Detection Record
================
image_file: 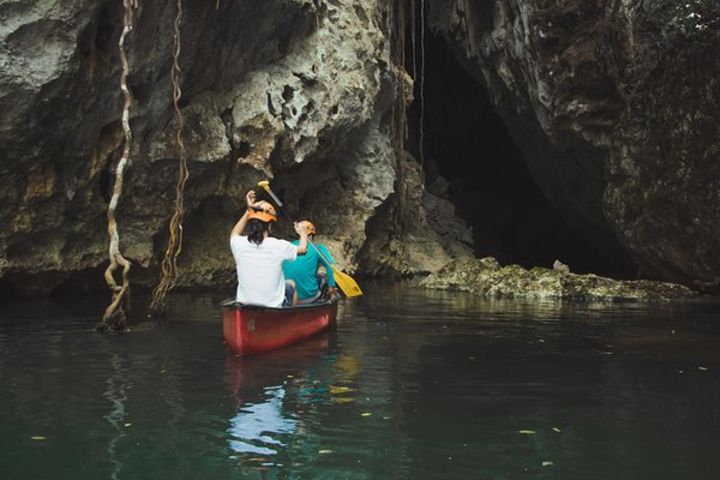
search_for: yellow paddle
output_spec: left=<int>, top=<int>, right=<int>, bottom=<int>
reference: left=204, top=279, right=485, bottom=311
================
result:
left=257, top=181, right=363, bottom=298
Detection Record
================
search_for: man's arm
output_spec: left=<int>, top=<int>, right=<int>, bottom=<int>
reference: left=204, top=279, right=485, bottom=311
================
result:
left=295, top=223, right=308, bottom=255
left=230, top=210, right=250, bottom=239
left=230, top=190, right=256, bottom=240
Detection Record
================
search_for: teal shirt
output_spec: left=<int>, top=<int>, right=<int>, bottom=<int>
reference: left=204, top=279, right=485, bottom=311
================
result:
left=282, top=240, right=336, bottom=300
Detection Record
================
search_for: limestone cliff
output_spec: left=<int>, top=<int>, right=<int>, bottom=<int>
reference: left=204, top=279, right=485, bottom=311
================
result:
left=0, top=0, right=458, bottom=293
left=429, top=0, right=720, bottom=290
left=2, top=0, right=719, bottom=295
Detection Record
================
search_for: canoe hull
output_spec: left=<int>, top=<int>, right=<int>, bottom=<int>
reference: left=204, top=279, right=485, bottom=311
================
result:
left=222, top=301, right=338, bottom=355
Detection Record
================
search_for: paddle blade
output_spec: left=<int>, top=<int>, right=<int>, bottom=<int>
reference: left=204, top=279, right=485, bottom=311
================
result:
left=332, top=266, right=363, bottom=298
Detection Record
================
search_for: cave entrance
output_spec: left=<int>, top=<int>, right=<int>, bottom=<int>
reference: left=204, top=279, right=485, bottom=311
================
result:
left=405, top=32, right=626, bottom=276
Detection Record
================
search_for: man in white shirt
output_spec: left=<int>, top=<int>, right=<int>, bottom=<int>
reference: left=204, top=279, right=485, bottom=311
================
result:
left=230, top=190, right=308, bottom=307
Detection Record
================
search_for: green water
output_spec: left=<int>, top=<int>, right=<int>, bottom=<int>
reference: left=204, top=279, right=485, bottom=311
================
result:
left=2, top=285, right=720, bottom=479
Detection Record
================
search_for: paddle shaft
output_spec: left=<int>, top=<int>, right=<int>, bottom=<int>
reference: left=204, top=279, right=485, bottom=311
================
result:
left=257, top=184, right=335, bottom=268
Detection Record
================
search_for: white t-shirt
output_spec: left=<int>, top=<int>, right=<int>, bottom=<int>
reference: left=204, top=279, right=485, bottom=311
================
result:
left=230, top=235, right=298, bottom=307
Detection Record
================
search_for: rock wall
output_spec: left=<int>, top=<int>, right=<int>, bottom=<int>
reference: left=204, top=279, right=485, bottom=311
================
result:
left=3, top=0, right=719, bottom=294
left=1, top=0, right=464, bottom=293
left=429, top=0, right=720, bottom=289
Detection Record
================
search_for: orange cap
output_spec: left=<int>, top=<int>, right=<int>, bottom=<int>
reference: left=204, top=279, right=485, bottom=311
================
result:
left=247, top=201, right=277, bottom=222
left=298, top=220, right=316, bottom=235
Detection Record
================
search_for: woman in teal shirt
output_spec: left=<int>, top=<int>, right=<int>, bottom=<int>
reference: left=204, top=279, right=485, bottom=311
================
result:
left=282, top=220, right=337, bottom=303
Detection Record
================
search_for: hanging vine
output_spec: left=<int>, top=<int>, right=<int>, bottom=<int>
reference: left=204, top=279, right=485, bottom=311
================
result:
left=419, top=0, right=426, bottom=169
left=391, top=0, right=409, bottom=236
left=149, top=0, right=188, bottom=315
left=411, top=0, right=417, bottom=83
left=100, top=0, right=139, bottom=332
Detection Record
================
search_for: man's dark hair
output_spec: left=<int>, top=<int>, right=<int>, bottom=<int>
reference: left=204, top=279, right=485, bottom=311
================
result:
left=247, top=218, right=270, bottom=245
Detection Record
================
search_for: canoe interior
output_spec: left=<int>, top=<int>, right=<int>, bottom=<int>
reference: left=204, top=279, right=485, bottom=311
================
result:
left=222, top=300, right=338, bottom=356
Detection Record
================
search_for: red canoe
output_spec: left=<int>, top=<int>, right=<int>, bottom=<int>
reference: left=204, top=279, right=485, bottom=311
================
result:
left=222, top=300, right=339, bottom=355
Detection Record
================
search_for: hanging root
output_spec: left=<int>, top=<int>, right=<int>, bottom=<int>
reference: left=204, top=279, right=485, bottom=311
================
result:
left=419, top=0, right=426, bottom=170
left=391, top=0, right=409, bottom=236
left=100, top=0, right=139, bottom=333
left=149, top=0, right=188, bottom=315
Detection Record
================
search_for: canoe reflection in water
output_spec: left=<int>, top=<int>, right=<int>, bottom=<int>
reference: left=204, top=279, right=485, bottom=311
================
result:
left=224, top=334, right=340, bottom=463
left=227, top=385, right=297, bottom=455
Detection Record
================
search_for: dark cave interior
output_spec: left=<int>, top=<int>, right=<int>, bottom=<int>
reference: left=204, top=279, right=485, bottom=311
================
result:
left=404, top=31, right=633, bottom=276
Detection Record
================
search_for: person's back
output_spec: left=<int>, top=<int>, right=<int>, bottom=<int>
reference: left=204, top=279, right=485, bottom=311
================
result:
left=231, top=235, right=296, bottom=307
left=229, top=192, right=308, bottom=307
left=282, top=220, right=336, bottom=303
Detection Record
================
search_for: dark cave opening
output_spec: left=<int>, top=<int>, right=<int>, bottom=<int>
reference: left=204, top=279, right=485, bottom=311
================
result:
left=405, top=32, right=630, bottom=276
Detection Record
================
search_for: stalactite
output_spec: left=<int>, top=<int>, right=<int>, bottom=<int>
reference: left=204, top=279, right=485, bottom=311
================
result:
left=149, top=0, right=188, bottom=315
left=100, top=0, right=139, bottom=332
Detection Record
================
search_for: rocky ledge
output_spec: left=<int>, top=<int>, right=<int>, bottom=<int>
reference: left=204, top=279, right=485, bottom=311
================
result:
left=420, top=258, right=694, bottom=301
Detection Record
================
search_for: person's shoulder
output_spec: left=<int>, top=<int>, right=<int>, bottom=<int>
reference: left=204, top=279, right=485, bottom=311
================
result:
left=230, top=234, right=247, bottom=245
left=266, top=237, right=293, bottom=247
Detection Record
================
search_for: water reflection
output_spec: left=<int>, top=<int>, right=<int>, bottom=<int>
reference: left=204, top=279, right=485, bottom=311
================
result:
left=228, top=385, right=297, bottom=456
left=3, top=286, right=720, bottom=479
left=224, top=335, right=335, bottom=466
left=103, top=353, right=130, bottom=480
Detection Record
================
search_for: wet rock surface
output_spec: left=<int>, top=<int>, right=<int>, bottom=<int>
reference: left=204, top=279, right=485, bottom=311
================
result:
left=0, top=0, right=460, bottom=293
left=1, top=0, right=719, bottom=295
left=429, top=0, right=720, bottom=290
left=421, top=258, right=695, bottom=301
left=358, top=157, right=474, bottom=277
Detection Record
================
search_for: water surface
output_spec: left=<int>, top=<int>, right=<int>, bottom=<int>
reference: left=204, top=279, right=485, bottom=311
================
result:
left=2, top=285, right=720, bottom=479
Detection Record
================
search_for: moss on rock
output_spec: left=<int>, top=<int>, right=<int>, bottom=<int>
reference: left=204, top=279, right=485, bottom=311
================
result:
left=420, top=258, right=695, bottom=301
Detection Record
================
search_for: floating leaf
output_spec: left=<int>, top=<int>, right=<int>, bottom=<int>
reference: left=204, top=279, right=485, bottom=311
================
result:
left=330, top=386, right=354, bottom=394
left=518, top=430, right=535, bottom=435
left=124, top=423, right=132, bottom=427
left=361, top=412, right=372, bottom=417
left=698, top=366, right=709, bottom=371
left=318, top=449, right=333, bottom=455
left=542, top=461, right=554, bottom=467
left=30, top=435, right=46, bottom=441
left=552, top=427, right=561, bottom=433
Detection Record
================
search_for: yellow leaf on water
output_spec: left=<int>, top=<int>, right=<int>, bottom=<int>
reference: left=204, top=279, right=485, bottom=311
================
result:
left=330, top=386, right=354, bottom=394
left=518, top=430, right=535, bottom=435
left=30, top=436, right=46, bottom=441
